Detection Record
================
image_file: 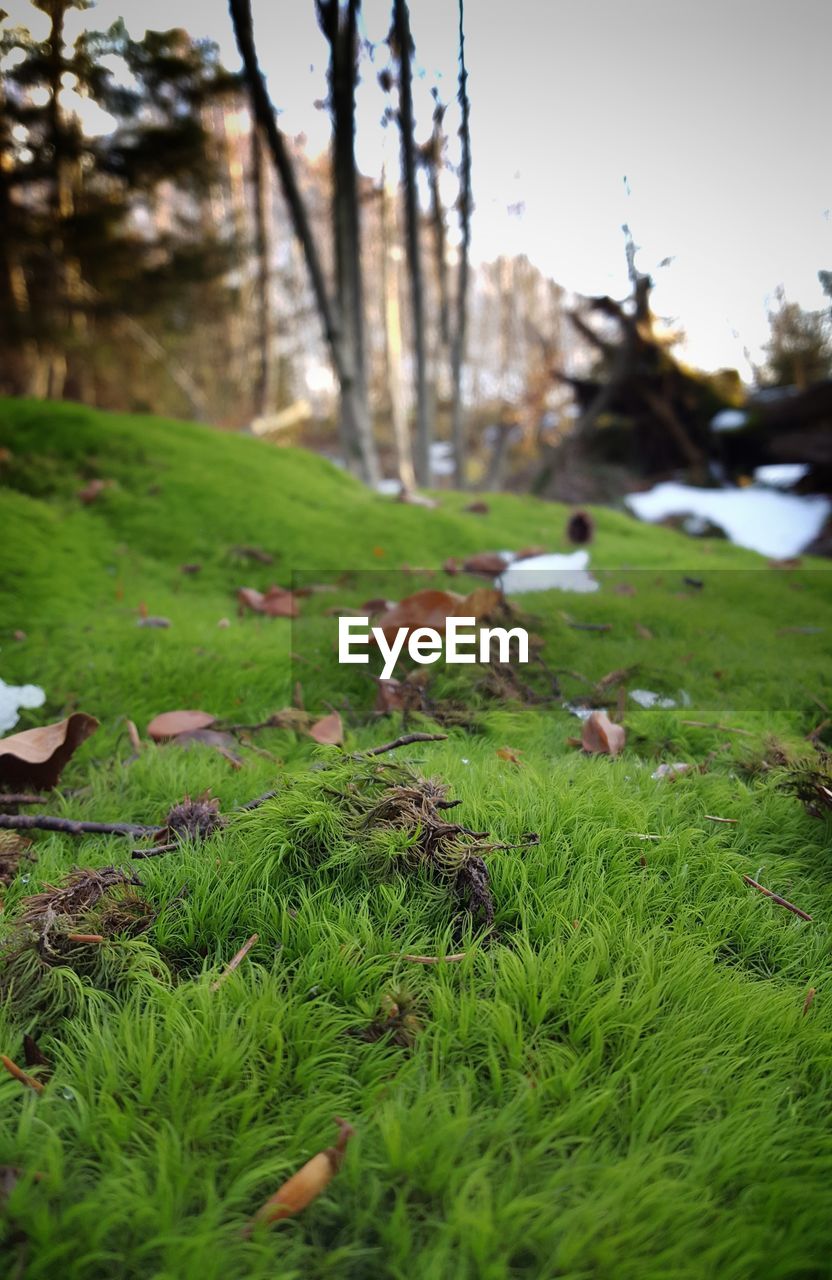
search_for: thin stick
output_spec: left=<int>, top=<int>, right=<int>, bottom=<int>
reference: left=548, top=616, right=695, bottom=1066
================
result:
left=362, top=733, right=447, bottom=757
left=236, top=789, right=279, bottom=811
left=210, top=933, right=259, bottom=991
left=65, top=933, right=105, bottom=944
left=682, top=720, right=754, bottom=737
left=704, top=815, right=738, bottom=824
left=131, top=841, right=178, bottom=860
left=0, top=794, right=48, bottom=806
left=399, top=952, right=466, bottom=964
left=1, top=1055, right=44, bottom=1093
left=0, top=814, right=163, bottom=837
left=742, top=875, right=813, bottom=922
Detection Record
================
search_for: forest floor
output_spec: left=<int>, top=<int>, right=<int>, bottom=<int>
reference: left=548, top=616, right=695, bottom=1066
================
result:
left=0, top=398, right=831, bottom=1280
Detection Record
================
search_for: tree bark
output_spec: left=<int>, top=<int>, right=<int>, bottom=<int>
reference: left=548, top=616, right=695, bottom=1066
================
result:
left=380, top=171, right=416, bottom=489
left=450, top=0, right=472, bottom=488
left=249, top=120, right=273, bottom=420
left=392, top=0, right=431, bottom=487
left=229, top=0, right=378, bottom=483
left=319, top=0, right=379, bottom=483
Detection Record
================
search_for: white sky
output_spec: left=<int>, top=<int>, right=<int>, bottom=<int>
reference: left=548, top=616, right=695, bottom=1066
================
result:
left=5, top=0, right=831, bottom=376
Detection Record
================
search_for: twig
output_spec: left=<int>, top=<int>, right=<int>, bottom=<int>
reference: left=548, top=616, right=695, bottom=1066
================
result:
left=362, top=733, right=448, bottom=757
left=0, top=794, right=48, bottom=806
left=65, top=933, right=105, bottom=944
left=399, top=952, right=466, bottom=964
left=682, top=720, right=754, bottom=737
left=742, top=875, right=813, bottom=922
left=0, top=814, right=163, bottom=838
left=210, top=933, right=259, bottom=991
left=131, top=841, right=178, bottom=860
left=1, top=1055, right=44, bottom=1093
left=236, top=789, right=280, bottom=811
left=704, top=815, right=738, bottom=824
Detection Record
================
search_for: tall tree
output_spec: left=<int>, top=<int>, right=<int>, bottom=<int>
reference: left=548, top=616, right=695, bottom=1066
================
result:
left=317, top=0, right=378, bottom=482
left=0, top=8, right=236, bottom=412
left=249, top=120, right=273, bottom=419
left=449, top=0, right=472, bottom=487
left=229, top=0, right=379, bottom=483
left=391, top=0, right=430, bottom=486
left=380, top=168, right=415, bottom=490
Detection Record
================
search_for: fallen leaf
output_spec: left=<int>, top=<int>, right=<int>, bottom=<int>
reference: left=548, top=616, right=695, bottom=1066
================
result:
left=0, top=713, right=99, bottom=789
left=237, top=586, right=299, bottom=618
left=136, top=616, right=171, bottom=629
left=397, top=488, right=438, bottom=508
left=308, top=712, right=343, bottom=746
left=361, top=598, right=395, bottom=615
left=180, top=563, right=202, bottom=575
left=376, top=590, right=465, bottom=646
left=146, top=710, right=216, bottom=741
left=513, top=546, right=545, bottom=561
left=462, top=552, right=508, bottom=578
left=581, top=710, right=626, bottom=756
left=566, top=510, right=594, bottom=545
left=455, top=587, right=502, bottom=620
left=248, top=1119, right=354, bottom=1229
left=464, top=501, right=489, bottom=514
left=169, top=728, right=243, bottom=768
left=496, top=746, right=522, bottom=765
left=77, top=478, right=110, bottom=505
left=635, top=623, right=654, bottom=640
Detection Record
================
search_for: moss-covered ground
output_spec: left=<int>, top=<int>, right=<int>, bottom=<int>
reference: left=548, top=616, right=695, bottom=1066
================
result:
left=0, top=399, right=830, bottom=1279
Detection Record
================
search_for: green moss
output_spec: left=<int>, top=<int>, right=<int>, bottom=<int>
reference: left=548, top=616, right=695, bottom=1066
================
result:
left=0, top=398, right=831, bottom=1279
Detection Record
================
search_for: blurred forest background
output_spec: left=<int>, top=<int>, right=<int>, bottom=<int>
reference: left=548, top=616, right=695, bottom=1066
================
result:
left=1, top=0, right=831, bottom=521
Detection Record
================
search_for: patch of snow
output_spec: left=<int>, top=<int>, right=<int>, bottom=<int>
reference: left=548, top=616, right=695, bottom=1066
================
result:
left=500, top=549, right=600, bottom=595
left=625, top=483, right=831, bottom=559
left=652, top=762, right=691, bottom=780
left=0, top=678, right=46, bottom=733
left=711, top=409, right=748, bottom=432
left=753, top=463, right=809, bottom=489
left=630, top=688, right=678, bottom=709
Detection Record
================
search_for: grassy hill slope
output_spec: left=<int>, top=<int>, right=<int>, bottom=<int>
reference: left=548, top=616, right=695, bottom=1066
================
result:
left=0, top=399, right=831, bottom=1280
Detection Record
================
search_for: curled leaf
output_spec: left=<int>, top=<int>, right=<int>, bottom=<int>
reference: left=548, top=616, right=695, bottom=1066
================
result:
left=462, top=552, right=508, bottom=578
left=146, top=710, right=216, bottom=741
left=0, top=713, right=99, bottom=789
left=308, top=712, right=343, bottom=746
left=249, top=1119, right=354, bottom=1228
left=581, top=710, right=626, bottom=756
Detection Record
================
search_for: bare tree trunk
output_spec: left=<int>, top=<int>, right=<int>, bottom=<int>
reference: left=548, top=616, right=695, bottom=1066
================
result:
left=229, top=0, right=378, bottom=483
left=320, top=0, right=379, bottom=484
left=392, top=0, right=431, bottom=487
left=450, top=0, right=472, bottom=488
left=0, top=74, right=43, bottom=395
left=380, top=170, right=415, bottom=489
left=249, top=120, right=273, bottom=419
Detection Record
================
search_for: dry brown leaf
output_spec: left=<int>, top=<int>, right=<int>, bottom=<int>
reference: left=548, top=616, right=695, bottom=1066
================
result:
left=0, top=713, right=99, bottom=790
left=496, top=746, right=522, bottom=765
left=308, top=712, right=343, bottom=746
left=237, top=585, right=299, bottom=618
left=376, top=590, right=465, bottom=646
left=464, top=501, right=489, bottom=514
left=566, top=510, right=594, bottom=545
left=146, top=710, right=216, bottom=742
left=457, top=587, right=502, bottom=620
left=581, top=710, right=626, bottom=756
left=248, top=1119, right=354, bottom=1229
left=77, top=478, right=110, bottom=505
left=462, top=552, right=508, bottom=578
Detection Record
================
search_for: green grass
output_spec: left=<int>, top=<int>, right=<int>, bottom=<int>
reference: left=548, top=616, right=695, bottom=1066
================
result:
left=0, top=398, right=831, bottom=1279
